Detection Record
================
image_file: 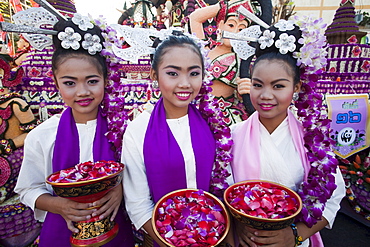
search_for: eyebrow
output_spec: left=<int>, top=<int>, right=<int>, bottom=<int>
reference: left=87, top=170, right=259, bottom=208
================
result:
left=59, top=75, right=102, bottom=80
left=164, top=65, right=202, bottom=71
left=252, top=78, right=291, bottom=84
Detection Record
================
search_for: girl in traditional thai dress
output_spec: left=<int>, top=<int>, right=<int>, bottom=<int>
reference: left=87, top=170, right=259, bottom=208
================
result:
left=122, top=33, right=234, bottom=246
left=231, top=17, right=345, bottom=247
left=14, top=15, right=134, bottom=246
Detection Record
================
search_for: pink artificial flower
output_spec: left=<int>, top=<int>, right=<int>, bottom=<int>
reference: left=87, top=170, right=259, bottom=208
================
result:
left=361, top=60, right=370, bottom=72
left=352, top=46, right=361, bottom=57
left=347, top=35, right=357, bottom=44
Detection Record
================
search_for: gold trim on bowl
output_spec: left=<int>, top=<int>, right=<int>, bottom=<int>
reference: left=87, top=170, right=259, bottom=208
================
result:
left=47, top=173, right=123, bottom=198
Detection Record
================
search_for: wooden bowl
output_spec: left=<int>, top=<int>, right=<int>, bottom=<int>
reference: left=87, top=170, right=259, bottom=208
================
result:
left=45, top=161, right=124, bottom=247
left=46, top=163, right=123, bottom=203
left=224, top=180, right=302, bottom=230
left=152, top=189, right=230, bottom=246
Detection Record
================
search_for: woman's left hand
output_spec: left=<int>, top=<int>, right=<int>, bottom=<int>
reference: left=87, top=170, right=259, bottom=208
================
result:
left=91, top=184, right=123, bottom=221
left=246, top=226, right=295, bottom=247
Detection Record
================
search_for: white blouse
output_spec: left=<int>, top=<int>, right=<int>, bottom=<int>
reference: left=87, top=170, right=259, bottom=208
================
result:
left=122, top=111, right=234, bottom=230
left=121, top=111, right=197, bottom=230
left=14, top=114, right=97, bottom=221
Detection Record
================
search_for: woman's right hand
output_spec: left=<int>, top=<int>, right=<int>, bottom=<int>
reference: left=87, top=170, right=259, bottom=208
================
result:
left=36, top=194, right=95, bottom=233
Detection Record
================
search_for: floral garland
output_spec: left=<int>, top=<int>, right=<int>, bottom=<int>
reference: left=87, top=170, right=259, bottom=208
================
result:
left=93, top=17, right=233, bottom=197
left=92, top=16, right=130, bottom=160
left=292, top=16, right=338, bottom=227
left=194, top=52, right=233, bottom=199
left=258, top=16, right=339, bottom=227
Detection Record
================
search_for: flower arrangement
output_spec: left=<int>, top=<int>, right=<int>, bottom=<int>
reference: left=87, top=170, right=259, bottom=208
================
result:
left=226, top=181, right=300, bottom=219
left=48, top=160, right=123, bottom=183
left=93, top=16, right=130, bottom=160
left=339, top=151, right=370, bottom=220
left=340, top=152, right=370, bottom=192
left=153, top=189, right=229, bottom=246
left=292, top=16, right=338, bottom=227
left=196, top=68, right=233, bottom=199
left=224, top=180, right=302, bottom=230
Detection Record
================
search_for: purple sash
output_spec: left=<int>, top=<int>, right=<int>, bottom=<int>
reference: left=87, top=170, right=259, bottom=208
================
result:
left=39, top=107, right=134, bottom=247
left=52, top=107, right=115, bottom=172
left=143, top=98, right=216, bottom=203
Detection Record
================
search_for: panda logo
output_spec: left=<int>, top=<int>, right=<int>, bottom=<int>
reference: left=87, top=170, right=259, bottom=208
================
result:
left=337, top=127, right=356, bottom=146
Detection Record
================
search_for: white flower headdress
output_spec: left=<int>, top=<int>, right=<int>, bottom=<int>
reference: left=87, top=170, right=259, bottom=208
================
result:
left=257, top=17, right=328, bottom=73
left=55, top=13, right=103, bottom=56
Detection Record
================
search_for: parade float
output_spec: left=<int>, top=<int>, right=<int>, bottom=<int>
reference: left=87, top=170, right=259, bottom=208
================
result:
left=317, top=0, right=370, bottom=223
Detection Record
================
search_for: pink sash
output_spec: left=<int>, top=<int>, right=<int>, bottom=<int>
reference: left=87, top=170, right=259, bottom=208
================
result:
left=231, top=110, right=323, bottom=246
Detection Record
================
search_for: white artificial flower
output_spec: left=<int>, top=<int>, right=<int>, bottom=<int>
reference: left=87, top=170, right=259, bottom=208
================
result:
left=58, top=27, right=81, bottom=50
left=82, top=33, right=102, bottom=55
left=72, top=13, right=93, bottom=31
left=274, top=19, right=295, bottom=31
left=275, top=33, right=296, bottom=54
left=258, top=30, right=275, bottom=49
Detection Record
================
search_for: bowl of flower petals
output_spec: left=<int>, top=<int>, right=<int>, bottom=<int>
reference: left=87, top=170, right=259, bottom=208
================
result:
left=46, top=160, right=124, bottom=247
left=152, top=189, right=230, bottom=246
left=224, top=180, right=302, bottom=230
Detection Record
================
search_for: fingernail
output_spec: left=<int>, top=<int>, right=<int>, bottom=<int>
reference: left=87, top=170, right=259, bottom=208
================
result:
left=86, top=215, right=91, bottom=220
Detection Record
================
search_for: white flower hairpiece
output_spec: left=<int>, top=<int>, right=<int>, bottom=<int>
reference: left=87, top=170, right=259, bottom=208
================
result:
left=274, top=19, right=295, bottom=31
left=72, top=13, right=94, bottom=31
left=82, top=33, right=102, bottom=55
left=275, top=32, right=296, bottom=54
left=258, top=30, right=275, bottom=49
left=58, top=27, right=81, bottom=50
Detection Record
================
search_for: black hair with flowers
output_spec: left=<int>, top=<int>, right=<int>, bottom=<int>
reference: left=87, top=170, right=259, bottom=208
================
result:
left=52, top=16, right=107, bottom=81
left=253, top=23, right=302, bottom=85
